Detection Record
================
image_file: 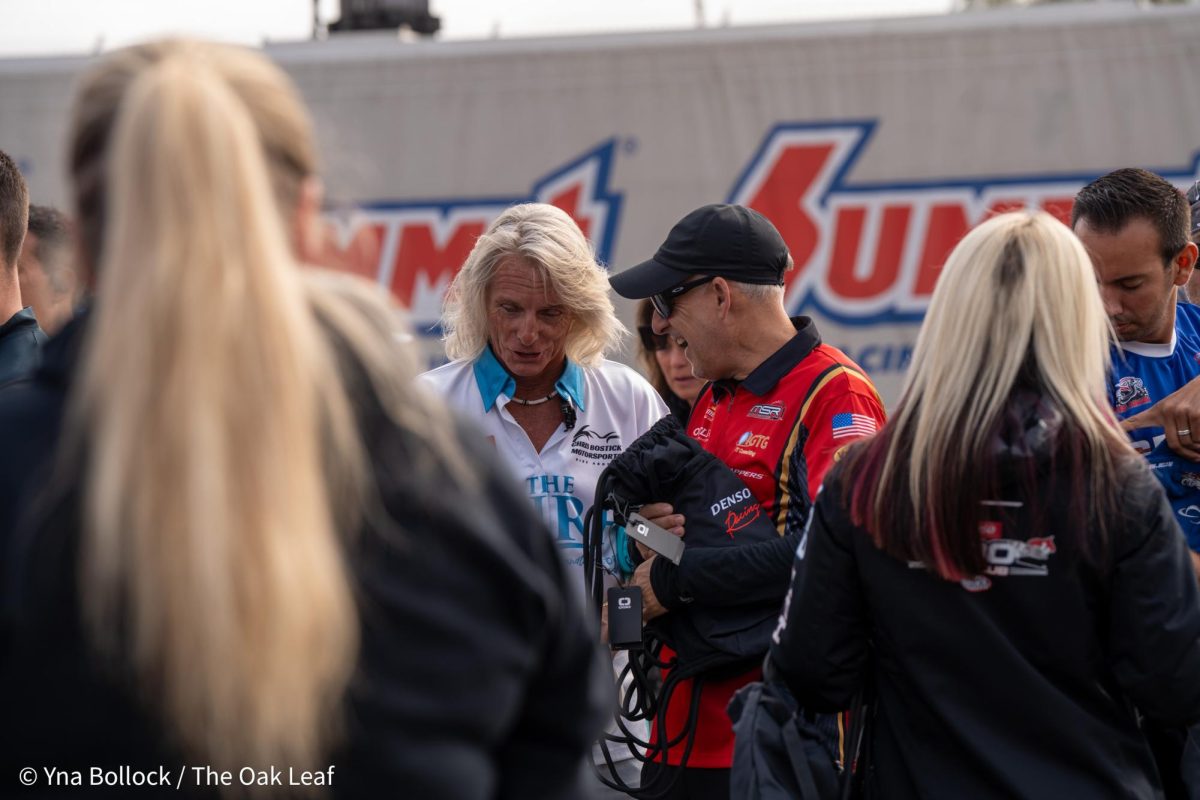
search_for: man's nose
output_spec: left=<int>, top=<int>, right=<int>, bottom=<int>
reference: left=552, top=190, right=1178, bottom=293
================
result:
left=1098, top=286, right=1122, bottom=319
left=651, top=312, right=670, bottom=336
left=517, top=314, right=538, bottom=343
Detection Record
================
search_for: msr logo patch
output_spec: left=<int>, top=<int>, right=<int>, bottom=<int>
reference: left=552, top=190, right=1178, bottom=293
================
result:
left=748, top=402, right=785, bottom=421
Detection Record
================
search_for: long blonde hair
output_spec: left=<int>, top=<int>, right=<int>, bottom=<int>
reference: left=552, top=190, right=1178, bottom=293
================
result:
left=845, top=211, right=1133, bottom=579
left=441, top=202, right=625, bottom=366
left=64, top=40, right=404, bottom=774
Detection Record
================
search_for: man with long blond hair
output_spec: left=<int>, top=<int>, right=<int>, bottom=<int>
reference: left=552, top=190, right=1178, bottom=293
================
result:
left=421, top=202, right=667, bottom=796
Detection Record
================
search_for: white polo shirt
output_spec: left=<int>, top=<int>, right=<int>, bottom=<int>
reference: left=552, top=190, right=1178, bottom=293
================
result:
left=420, top=347, right=667, bottom=768
left=419, top=346, right=668, bottom=581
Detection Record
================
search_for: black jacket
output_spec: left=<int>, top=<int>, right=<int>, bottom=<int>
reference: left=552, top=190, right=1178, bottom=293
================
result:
left=771, top=402, right=1200, bottom=799
left=0, top=306, right=47, bottom=387
left=0, top=314, right=607, bottom=799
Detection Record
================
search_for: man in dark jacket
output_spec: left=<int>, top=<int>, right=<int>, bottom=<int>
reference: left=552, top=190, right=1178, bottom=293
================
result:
left=608, top=204, right=886, bottom=799
left=0, top=148, right=45, bottom=387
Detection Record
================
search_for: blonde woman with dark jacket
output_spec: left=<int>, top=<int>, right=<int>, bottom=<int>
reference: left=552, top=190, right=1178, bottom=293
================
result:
left=0, top=39, right=604, bottom=799
left=772, top=211, right=1200, bottom=798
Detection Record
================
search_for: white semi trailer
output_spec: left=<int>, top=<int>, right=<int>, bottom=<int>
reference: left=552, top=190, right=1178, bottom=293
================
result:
left=2, top=2, right=1198, bottom=401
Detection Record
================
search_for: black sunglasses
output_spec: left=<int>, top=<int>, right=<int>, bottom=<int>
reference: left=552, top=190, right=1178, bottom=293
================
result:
left=651, top=275, right=716, bottom=319
left=638, top=325, right=670, bottom=352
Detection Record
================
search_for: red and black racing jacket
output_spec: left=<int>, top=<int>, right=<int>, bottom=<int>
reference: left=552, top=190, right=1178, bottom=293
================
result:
left=649, top=316, right=886, bottom=769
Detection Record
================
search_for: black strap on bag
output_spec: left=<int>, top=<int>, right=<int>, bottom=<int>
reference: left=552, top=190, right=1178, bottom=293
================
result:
left=839, top=688, right=873, bottom=800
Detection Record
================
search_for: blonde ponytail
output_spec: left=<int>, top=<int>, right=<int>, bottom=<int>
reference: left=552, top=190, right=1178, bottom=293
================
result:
left=70, top=50, right=357, bottom=772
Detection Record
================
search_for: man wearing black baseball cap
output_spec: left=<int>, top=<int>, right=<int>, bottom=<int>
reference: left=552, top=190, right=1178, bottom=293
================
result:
left=609, top=204, right=886, bottom=798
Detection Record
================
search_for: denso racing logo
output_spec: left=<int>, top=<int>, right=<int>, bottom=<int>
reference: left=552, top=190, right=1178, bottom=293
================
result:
left=727, top=121, right=1200, bottom=324
left=711, top=487, right=753, bottom=517
left=325, top=140, right=621, bottom=334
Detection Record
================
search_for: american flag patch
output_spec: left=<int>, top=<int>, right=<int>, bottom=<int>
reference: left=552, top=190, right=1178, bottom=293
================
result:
left=831, top=412, right=877, bottom=440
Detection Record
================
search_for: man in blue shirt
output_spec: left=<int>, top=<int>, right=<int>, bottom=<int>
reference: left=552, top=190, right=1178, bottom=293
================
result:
left=1073, top=168, right=1200, bottom=577
left=0, top=148, right=45, bottom=388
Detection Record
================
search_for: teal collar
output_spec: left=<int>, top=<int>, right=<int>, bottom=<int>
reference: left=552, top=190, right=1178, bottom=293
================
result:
left=472, top=345, right=586, bottom=413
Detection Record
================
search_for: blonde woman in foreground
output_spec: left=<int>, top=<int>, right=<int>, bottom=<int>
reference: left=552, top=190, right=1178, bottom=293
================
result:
left=771, top=212, right=1200, bottom=798
left=0, top=40, right=604, bottom=799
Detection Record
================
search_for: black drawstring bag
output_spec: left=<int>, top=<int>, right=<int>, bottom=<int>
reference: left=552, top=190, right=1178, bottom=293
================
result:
left=583, top=415, right=792, bottom=797
left=585, top=415, right=783, bottom=664
left=727, top=656, right=871, bottom=800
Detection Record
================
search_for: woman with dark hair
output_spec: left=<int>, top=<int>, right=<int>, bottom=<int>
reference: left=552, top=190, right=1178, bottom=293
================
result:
left=0, top=39, right=603, bottom=799
left=634, top=298, right=703, bottom=422
left=771, top=211, right=1200, bottom=798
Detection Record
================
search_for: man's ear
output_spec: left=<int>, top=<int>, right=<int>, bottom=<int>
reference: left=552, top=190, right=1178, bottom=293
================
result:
left=1173, top=241, right=1199, bottom=288
left=292, top=176, right=325, bottom=265
left=711, top=277, right=732, bottom=318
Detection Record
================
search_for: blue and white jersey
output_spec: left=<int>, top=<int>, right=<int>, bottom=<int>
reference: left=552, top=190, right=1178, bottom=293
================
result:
left=1108, top=302, right=1200, bottom=551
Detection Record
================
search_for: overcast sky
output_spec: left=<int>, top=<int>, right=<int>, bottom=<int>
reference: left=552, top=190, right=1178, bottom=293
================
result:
left=0, top=0, right=956, bottom=57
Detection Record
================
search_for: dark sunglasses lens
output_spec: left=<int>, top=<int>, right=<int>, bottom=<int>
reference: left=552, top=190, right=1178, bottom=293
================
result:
left=638, top=326, right=669, bottom=351
left=651, top=295, right=671, bottom=319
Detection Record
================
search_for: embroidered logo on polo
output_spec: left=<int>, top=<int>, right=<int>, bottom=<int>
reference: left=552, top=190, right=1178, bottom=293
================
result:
left=734, top=431, right=771, bottom=456
left=733, top=467, right=766, bottom=482
left=1184, top=473, right=1200, bottom=490
left=1114, top=376, right=1151, bottom=414
left=747, top=402, right=786, bottom=421
left=571, top=425, right=622, bottom=464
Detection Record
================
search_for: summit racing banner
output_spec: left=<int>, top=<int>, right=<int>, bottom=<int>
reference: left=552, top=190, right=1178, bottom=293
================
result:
left=321, top=141, right=621, bottom=336
left=731, top=119, right=1200, bottom=343
left=326, top=116, right=1200, bottom=383
left=7, top=3, right=1200, bottom=402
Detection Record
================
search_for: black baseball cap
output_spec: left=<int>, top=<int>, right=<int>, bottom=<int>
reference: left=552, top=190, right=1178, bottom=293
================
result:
left=609, top=203, right=790, bottom=299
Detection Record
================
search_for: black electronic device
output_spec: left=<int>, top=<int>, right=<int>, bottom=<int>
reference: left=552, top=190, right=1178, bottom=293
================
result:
left=607, top=586, right=643, bottom=650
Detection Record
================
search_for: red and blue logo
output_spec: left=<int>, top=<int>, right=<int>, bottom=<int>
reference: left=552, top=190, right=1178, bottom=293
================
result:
left=728, top=120, right=1200, bottom=326
left=324, top=140, right=621, bottom=334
